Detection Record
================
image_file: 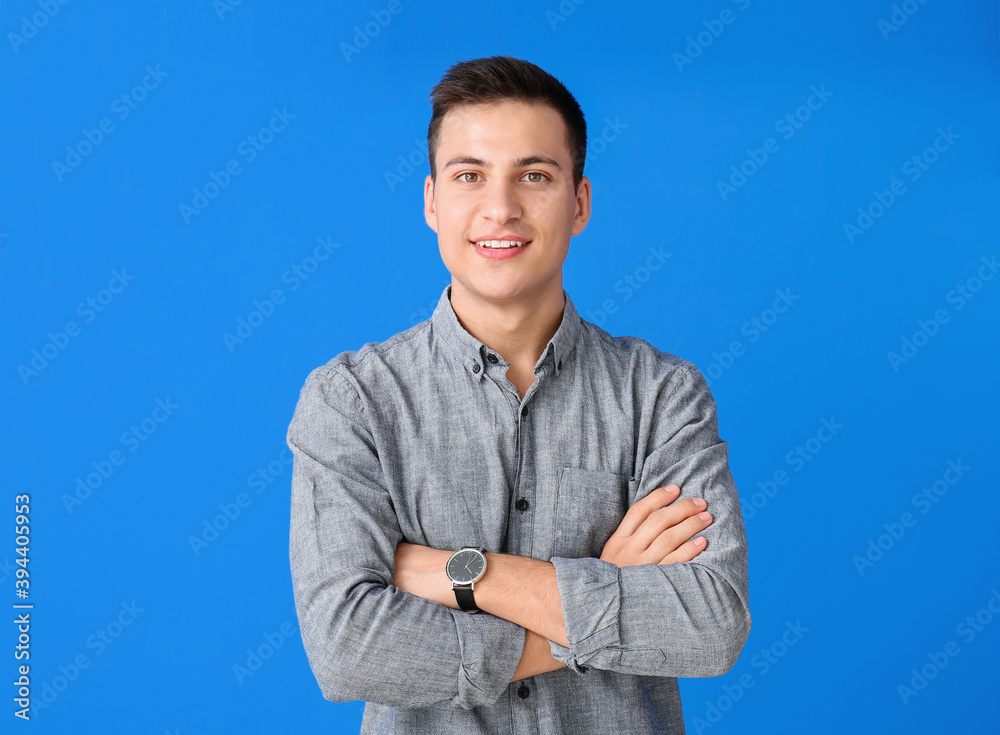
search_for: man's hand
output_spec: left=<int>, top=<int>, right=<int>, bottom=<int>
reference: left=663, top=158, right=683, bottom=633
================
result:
left=600, top=485, right=712, bottom=567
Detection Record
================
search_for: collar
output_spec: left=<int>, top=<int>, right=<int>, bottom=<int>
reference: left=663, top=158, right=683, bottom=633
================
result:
left=430, top=284, right=581, bottom=380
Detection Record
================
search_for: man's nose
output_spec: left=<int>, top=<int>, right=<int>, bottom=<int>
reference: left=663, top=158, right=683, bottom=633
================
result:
left=480, top=179, right=522, bottom=223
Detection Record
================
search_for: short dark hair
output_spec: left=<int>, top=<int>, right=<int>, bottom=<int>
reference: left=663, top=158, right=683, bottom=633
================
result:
left=427, top=56, right=588, bottom=190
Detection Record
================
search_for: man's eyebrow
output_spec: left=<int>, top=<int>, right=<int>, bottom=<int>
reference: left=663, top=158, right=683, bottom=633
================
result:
left=442, top=155, right=563, bottom=171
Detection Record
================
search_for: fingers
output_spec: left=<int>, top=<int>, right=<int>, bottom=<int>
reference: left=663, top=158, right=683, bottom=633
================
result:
left=614, top=485, right=680, bottom=537
left=658, top=535, right=708, bottom=565
left=646, top=510, right=713, bottom=563
left=601, top=484, right=715, bottom=568
left=628, top=496, right=709, bottom=552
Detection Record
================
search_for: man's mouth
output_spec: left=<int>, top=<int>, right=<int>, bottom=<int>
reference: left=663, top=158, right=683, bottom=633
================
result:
left=472, top=239, right=532, bottom=249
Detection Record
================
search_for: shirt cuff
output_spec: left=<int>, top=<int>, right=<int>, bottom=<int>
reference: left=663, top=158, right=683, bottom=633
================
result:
left=450, top=609, right=525, bottom=708
left=547, top=556, right=622, bottom=673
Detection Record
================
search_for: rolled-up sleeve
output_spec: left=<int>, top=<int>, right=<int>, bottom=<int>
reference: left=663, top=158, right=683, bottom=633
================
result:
left=288, top=365, right=525, bottom=708
left=547, top=365, right=751, bottom=677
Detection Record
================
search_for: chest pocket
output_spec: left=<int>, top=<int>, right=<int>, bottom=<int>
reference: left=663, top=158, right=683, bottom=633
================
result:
left=551, top=467, right=630, bottom=558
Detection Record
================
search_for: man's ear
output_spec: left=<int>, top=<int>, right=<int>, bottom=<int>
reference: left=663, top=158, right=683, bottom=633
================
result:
left=571, top=175, right=592, bottom=237
left=423, top=174, right=438, bottom=234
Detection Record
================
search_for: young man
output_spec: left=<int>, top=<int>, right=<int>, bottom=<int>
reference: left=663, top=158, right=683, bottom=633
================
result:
left=288, top=56, right=750, bottom=734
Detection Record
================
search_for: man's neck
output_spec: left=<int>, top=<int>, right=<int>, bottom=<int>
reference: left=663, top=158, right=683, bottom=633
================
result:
left=449, top=282, right=565, bottom=373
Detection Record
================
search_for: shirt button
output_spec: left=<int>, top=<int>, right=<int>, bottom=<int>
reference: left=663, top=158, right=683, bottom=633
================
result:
left=487, top=353, right=499, bottom=364
left=515, top=497, right=530, bottom=512
left=472, top=364, right=481, bottom=374
left=517, top=684, right=530, bottom=699
left=521, top=408, right=528, bottom=419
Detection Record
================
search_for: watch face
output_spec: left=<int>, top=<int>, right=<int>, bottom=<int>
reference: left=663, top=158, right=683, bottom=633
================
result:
left=447, top=549, right=485, bottom=584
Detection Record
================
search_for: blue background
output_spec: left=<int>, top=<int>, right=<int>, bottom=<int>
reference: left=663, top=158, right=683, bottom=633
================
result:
left=4, top=1, right=999, bottom=733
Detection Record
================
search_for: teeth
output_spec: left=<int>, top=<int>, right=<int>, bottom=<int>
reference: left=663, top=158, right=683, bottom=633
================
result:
left=475, top=240, right=527, bottom=249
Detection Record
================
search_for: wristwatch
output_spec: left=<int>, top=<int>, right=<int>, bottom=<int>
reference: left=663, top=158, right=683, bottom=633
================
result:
left=445, top=546, right=487, bottom=613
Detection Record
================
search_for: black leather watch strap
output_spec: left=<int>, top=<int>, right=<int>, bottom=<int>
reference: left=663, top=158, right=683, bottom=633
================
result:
left=454, top=585, right=479, bottom=613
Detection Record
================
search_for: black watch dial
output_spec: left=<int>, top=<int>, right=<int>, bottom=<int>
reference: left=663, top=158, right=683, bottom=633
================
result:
left=447, top=549, right=485, bottom=584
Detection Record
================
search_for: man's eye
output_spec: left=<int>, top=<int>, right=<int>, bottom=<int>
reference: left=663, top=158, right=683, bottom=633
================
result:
left=460, top=172, right=481, bottom=183
left=523, top=172, right=548, bottom=183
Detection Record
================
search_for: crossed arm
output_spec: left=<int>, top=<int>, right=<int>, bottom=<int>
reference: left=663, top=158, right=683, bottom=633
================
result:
left=289, top=363, right=750, bottom=708
left=392, top=484, right=715, bottom=681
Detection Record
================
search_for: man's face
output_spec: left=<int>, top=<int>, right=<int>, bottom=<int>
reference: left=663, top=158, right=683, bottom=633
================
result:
left=424, top=100, right=591, bottom=307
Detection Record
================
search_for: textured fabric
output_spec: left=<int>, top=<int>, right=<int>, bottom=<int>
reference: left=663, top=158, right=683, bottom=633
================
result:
left=287, top=283, right=751, bottom=734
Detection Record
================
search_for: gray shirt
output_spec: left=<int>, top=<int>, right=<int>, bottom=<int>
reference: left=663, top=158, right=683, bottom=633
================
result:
left=287, top=284, right=751, bottom=734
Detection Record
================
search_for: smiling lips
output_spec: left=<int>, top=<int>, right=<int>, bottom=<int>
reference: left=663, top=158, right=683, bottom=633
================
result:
left=474, top=239, right=529, bottom=249
left=472, top=237, right=532, bottom=260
